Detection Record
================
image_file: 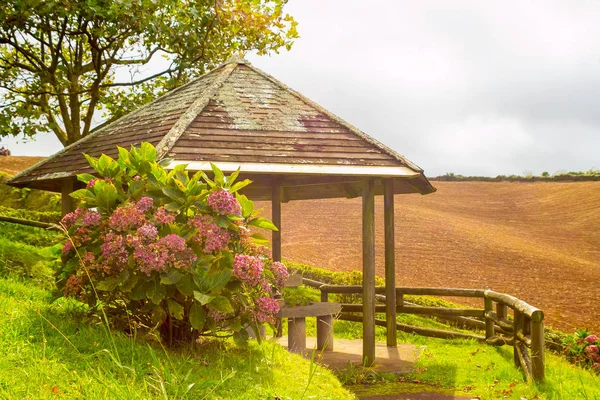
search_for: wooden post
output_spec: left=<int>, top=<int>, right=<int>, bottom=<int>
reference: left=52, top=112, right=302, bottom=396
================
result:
left=271, top=178, right=282, bottom=262
left=514, top=310, right=523, bottom=368
left=288, top=317, right=306, bottom=353
left=362, top=178, right=376, bottom=366
left=484, top=297, right=495, bottom=339
left=496, top=303, right=507, bottom=320
left=383, top=178, right=397, bottom=347
left=317, top=315, right=334, bottom=351
left=61, top=178, right=74, bottom=216
left=531, top=319, right=545, bottom=382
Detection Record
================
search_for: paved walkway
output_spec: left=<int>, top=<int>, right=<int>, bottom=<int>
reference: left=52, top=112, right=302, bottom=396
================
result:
left=275, top=337, right=419, bottom=374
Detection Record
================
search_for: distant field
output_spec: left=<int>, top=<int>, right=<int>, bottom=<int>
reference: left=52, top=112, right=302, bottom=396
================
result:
left=265, top=181, right=600, bottom=333
left=5, top=156, right=600, bottom=333
left=0, top=156, right=44, bottom=175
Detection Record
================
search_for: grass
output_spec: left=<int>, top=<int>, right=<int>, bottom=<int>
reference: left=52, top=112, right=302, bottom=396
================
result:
left=3, top=221, right=600, bottom=399
left=0, top=223, right=353, bottom=399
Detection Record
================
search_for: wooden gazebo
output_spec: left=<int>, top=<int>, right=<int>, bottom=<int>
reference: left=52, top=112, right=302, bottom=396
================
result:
left=8, top=57, right=435, bottom=365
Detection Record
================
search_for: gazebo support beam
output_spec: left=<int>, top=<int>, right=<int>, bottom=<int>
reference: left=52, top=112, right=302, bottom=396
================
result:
left=272, top=178, right=282, bottom=262
left=362, top=178, right=376, bottom=366
left=384, top=178, right=397, bottom=346
left=61, top=178, right=75, bottom=216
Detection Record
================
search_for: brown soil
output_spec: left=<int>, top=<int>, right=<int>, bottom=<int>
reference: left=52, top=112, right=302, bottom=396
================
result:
left=0, top=156, right=44, bottom=175
left=261, top=181, right=600, bottom=333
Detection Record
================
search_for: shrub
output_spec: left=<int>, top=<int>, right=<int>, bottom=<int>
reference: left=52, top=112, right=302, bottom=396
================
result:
left=0, top=205, right=61, bottom=223
left=562, top=329, right=600, bottom=374
left=55, top=143, right=288, bottom=345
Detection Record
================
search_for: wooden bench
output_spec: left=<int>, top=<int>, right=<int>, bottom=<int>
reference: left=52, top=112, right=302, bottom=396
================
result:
left=277, top=274, right=342, bottom=353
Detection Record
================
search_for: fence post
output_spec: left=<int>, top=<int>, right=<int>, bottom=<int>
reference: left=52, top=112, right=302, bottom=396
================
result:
left=321, top=290, right=328, bottom=303
left=496, top=303, right=507, bottom=320
left=513, top=310, right=523, bottom=368
left=531, top=315, right=545, bottom=382
left=484, top=296, right=495, bottom=339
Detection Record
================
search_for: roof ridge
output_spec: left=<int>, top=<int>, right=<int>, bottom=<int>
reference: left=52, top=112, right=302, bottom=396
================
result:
left=9, top=65, right=226, bottom=184
left=243, top=64, right=424, bottom=173
left=155, top=62, right=238, bottom=159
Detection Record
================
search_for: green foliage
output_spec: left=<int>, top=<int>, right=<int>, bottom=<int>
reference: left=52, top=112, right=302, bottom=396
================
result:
left=0, top=276, right=353, bottom=399
left=0, top=172, right=60, bottom=212
left=0, top=222, right=59, bottom=288
left=0, top=0, right=298, bottom=146
left=282, top=286, right=319, bottom=307
left=561, top=329, right=600, bottom=374
left=57, top=143, right=285, bottom=346
left=0, top=205, right=61, bottom=223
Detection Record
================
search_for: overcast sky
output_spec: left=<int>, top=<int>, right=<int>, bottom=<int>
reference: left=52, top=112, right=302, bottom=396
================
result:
left=3, top=0, right=600, bottom=176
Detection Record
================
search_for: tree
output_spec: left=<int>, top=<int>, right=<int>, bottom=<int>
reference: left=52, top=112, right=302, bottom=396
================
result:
left=0, top=0, right=298, bottom=146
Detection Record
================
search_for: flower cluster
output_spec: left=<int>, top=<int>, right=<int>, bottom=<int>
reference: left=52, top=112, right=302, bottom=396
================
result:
left=108, top=203, right=146, bottom=232
left=233, top=254, right=264, bottom=286
left=134, top=233, right=196, bottom=276
left=271, top=261, right=289, bottom=288
left=189, top=215, right=231, bottom=254
left=254, top=296, right=280, bottom=323
left=207, top=189, right=241, bottom=216
left=565, top=331, right=600, bottom=374
left=154, top=206, right=176, bottom=224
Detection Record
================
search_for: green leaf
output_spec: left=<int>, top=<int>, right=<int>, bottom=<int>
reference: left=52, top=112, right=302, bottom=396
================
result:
left=162, top=187, right=185, bottom=203
left=175, top=275, right=194, bottom=296
left=248, top=217, right=278, bottom=231
left=229, top=179, right=252, bottom=193
left=167, top=299, right=184, bottom=320
left=193, top=267, right=232, bottom=293
left=76, top=173, right=96, bottom=184
left=160, top=269, right=182, bottom=285
left=210, top=163, right=225, bottom=186
left=250, top=233, right=269, bottom=245
left=208, top=296, right=233, bottom=313
left=236, top=193, right=254, bottom=218
left=70, top=188, right=95, bottom=200
left=94, top=181, right=118, bottom=212
left=129, top=281, right=147, bottom=300
left=163, top=202, right=181, bottom=212
left=189, top=303, right=206, bottom=331
left=193, top=291, right=214, bottom=305
left=146, top=280, right=166, bottom=305
left=233, top=329, right=249, bottom=347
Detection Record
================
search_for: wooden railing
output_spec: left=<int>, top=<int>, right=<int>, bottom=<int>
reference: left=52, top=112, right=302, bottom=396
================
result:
left=304, top=279, right=545, bottom=382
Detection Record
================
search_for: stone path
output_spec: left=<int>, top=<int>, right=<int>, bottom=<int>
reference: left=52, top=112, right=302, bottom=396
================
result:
left=275, top=337, right=419, bottom=374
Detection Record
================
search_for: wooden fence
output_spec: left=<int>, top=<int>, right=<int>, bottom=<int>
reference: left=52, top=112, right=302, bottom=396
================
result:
left=303, top=279, right=545, bottom=383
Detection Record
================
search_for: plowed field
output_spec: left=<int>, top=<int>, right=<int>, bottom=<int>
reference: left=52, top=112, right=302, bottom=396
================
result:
left=0, top=156, right=44, bottom=175
left=261, top=181, right=600, bottom=333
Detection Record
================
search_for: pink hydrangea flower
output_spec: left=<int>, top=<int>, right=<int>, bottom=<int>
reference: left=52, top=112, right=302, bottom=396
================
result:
left=154, top=206, right=176, bottom=224
left=61, top=208, right=85, bottom=229
left=100, top=232, right=128, bottom=267
left=136, top=196, right=154, bottom=212
left=585, top=335, right=599, bottom=344
left=593, top=362, right=600, bottom=373
left=233, top=254, right=264, bottom=286
left=136, top=224, right=158, bottom=242
left=87, top=178, right=98, bottom=188
left=271, top=261, right=289, bottom=288
left=81, top=210, right=102, bottom=227
left=207, top=189, right=241, bottom=216
left=254, top=296, right=280, bottom=323
left=585, top=345, right=599, bottom=356
left=133, top=234, right=196, bottom=276
left=64, top=275, right=85, bottom=298
left=189, top=215, right=231, bottom=254
left=108, top=203, right=146, bottom=232
left=61, top=240, right=73, bottom=255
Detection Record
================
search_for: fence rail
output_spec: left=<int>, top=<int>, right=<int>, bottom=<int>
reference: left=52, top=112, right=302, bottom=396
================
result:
left=307, top=278, right=545, bottom=382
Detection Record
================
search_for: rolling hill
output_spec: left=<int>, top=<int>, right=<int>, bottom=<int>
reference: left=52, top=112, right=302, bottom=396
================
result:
left=265, top=181, right=600, bottom=333
left=3, top=156, right=599, bottom=332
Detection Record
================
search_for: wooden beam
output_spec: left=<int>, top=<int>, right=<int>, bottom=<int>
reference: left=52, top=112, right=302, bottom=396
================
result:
left=61, top=178, right=74, bottom=216
left=362, top=177, right=376, bottom=366
left=383, top=178, right=397, bottom=347
left=272, top=178, right=282, bottom=262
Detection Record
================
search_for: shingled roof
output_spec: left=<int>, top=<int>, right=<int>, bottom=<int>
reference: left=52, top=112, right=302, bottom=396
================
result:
left=9, top=57, right=435, bottom=201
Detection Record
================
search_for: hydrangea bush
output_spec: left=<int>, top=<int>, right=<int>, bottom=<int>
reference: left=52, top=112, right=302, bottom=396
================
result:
left=56, top=143, right=288, bottom=345
left=563, top=329, right=600, bottom=374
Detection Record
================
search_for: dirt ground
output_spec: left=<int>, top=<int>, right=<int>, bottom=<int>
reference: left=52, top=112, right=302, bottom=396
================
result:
left=260, top=181, right=600, bottom=333
left=0, top=156, right=45, bottom=175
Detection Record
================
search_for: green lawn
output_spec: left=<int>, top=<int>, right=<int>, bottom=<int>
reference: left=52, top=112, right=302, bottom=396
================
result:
left=2, top=222, right=600, bottom=399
